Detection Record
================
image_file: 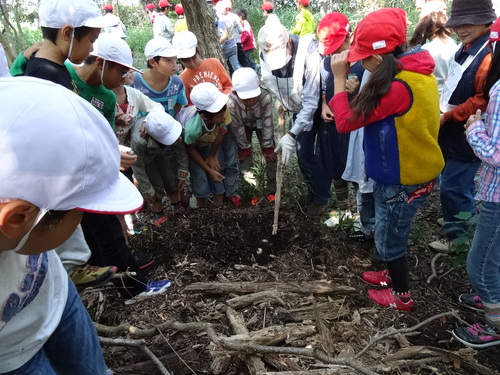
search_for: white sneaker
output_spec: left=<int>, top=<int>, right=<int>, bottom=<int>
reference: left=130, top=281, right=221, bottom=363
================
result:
left=428, top=239, right=452, bottom=253
left=125, top=280, right=172, bottom=305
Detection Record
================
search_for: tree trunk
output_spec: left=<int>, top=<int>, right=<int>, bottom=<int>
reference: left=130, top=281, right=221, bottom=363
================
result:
left=181, top=0, right=225, bottom=65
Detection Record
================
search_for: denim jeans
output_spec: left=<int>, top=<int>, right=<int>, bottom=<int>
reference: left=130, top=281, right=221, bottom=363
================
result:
left=358, top=191, right=375, bottom=235
left=296, top=120, right=318, bottom=197
left=374, top=181, right=432, bottom=262
left=4, top=279, right=110, bottom=375
left=440, top=157, right=481, bottom=238
left=223, top=46, right=240, bottom=76
left=188, top=144, right=225, bottom=198
left=466, top=202, right=500, bottom=305
left=221, top=126, right=240, bottom=197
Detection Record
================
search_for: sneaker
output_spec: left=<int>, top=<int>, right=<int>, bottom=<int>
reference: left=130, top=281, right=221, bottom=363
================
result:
left=130, top=248, right=155, bottom=270
left=362, top=269, right=392, bottom=287
left=70, top=264, right=117, bottom=289
left=306, top=202, right=327, bottom=217
left=229, top=194, right=242, bottom=206
left=452, top=323, right=500, bottom=348
left=459, top=293, right=484, bottom=312
left=428, top=239, right=452, bottom=253
left=367, top=288, right=414, bottom=311
left=153, top=212, right=168, bottom=226
left=348, top=229, right=374, bottom=243
left=250, top=196, right=259, bottom=206
left=124, top=280, right=172, bottom=305
left=266, top=194, right=276, bottom=203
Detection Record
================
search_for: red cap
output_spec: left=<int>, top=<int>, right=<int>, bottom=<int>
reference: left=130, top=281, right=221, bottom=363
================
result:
left=317, top=12, right=350, bottom=55
left=261, top=1, right=274, bottom=10
left=175, top=3, right=184, bottom=14
left=348, top=8, right=407, bottom=62
left=490, top=17, right=500, bottom=41
left=103, top=3, right=113, bottom=10
left=299, top=0, right=309, bottom=5
left=159, top=0, right=170, bottom=8
left=146, top=3, right=155, bottom=10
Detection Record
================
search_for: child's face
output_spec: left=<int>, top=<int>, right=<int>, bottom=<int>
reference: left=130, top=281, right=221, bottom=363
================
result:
left=153, top=56, right=177, bottom=77
left=178, top=54, right=202, bottom=70
left=70, top=28, right=101, bottom=65
left=453, top=24, right=490, bottom=45
left=103, top=61, right=131, bottom=90
left=237, top=94, right=259, bottom=109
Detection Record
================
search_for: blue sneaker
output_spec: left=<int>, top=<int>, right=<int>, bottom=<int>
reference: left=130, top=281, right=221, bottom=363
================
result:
left=124, top=280, right=172, bottom=305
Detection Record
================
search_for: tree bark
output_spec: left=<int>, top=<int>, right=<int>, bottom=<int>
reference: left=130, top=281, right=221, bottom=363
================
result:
left=181, top=0, right=225, bottom=65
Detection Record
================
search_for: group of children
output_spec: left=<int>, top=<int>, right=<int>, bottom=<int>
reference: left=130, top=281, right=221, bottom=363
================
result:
left=2, top=0, right=500, bottom=372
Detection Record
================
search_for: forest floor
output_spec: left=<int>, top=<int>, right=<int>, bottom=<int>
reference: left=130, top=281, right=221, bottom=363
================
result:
left=83, top=191, right=500, bottom=375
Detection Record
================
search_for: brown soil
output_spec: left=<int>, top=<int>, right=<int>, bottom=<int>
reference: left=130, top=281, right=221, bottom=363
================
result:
left=83, top=192, right=500, bottom=375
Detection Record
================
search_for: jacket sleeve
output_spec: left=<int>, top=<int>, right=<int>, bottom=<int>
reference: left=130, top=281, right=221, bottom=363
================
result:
left=9, top=53, right=27, bottom=77
left=444, top=53, right=491, bottom=123
left=330, top=80, right=411, bottom=133
left=261, top=91, right=275, bottom=149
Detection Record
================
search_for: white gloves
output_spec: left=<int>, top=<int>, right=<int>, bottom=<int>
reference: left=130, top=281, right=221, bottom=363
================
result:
left=275, top=133, right=296, bottom=165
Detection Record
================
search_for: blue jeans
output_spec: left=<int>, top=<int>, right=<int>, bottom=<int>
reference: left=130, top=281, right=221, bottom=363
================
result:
left=358, top=191, right=375, bottom=235
left=221, top=126, right=239, bottom=197
left=5, top=279, right=109, bottom=375
left=296, top=120, right=318, bottom=197
left=440, top=157, right=481, bottom=238
left=223, top=46, right=240, bottom=75
left=188, top=145, right=225, bottom=198
left=467, top=202, right=500, bottom=305
left=374, top=181, right=432, bottom=262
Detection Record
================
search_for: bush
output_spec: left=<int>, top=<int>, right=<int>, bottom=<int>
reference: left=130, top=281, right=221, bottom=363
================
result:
left=126, top=27, right=154, bottom=70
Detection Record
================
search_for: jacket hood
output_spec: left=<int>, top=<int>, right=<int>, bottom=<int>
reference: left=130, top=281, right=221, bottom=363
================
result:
left=397, top=47, right=435, bottom=75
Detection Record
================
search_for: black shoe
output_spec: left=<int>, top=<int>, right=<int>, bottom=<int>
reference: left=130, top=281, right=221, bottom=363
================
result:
left=130, top=248, right=155, bottom=270
left=348, top=229, right=374, bottom=243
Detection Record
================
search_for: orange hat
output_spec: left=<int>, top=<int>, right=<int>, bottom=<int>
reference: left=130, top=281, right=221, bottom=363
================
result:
left=261, top=1, right=274, bottom=10
left=174, top=3, right=184, bottom=14
left=348, top=8, right=407, bottom=62
left=317, top=12, right=350, bottom=55
left=103, top=3, right=113, bottom=10
left=146, top=3, right=155, bottom=10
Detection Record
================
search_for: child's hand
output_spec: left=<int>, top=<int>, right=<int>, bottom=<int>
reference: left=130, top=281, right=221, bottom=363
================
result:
left=346, top=76, right=359, bottom=94
left=208, top=169, right=225, bottom=182
left=465, top=109, right=482, bottom=130
left=321, top=101, right=334, bottom=122
left=139, top=121, right=147, bottom=138
left=330, top=50, right=350, bottom=79
left=206, top=156, right=221, bottom=172
left=119, top=149, right=137, bottom=171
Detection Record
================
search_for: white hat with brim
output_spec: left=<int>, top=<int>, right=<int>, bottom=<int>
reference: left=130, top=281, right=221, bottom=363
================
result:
left=191, top=82, right=228, bottom=113
left=172, top=31, right=198, bottom=59
left=0, top=77, right=143, bottom=214
left=91, top=34, right=141, bottom=73
left=257, top=23, right=290, bottom=71
left=145, top=112, right=183, bottom=146
left=232, top=67, right=261, bottom=99
left=144, top=37, right=178, bottom=59
left=39, top=0, right=118, bottom=29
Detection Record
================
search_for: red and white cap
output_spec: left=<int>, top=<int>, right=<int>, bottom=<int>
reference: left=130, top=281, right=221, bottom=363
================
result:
left=0, top=77, right=143, bottom=214
left=146, top=3, right=156, bottom=10
left=261, top=1, right=273, bottom=10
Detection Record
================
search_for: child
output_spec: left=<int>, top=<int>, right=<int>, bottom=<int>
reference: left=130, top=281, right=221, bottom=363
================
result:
left=452, top=19, right=500, bottom=348
left=329, top=8, right=444, bottom=310
left=228, top=68, right=276, bottom=202
left=174, top=4, right=188, bottom=34
left=235, top=8, right=259, bottom=71
left=132, top=37, right=190, bottom=216
left=289, top=0, right=315, bottom=37
left=432, top=0, right=496, bottom=252
left=153, top=0, right=174, bottom=41
left=173, top=31, right=241, bottom=206
left=0, top=73, right=142, bottom=373
left=176, top=82, right=230, bottom=207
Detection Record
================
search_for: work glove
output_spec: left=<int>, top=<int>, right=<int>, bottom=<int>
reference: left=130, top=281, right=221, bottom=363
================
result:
left=275, top=133, right=296, bottom=165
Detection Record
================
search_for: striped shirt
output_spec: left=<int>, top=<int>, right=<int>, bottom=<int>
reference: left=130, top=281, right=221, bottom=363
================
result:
left=466, top=80, right=500, bottom=202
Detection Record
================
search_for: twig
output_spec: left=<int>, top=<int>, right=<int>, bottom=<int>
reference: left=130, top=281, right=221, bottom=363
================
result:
left=205, top=326, right=379, bottom=375
left=156, top=328, right=198, bottom=375
left=272, top=104, right=287, bottom=236
left=94, top=320, right=212, bottom=338
left=99, top=337, right=172, bottom=375
left=427, top=253, right=446, bottom=284
left=354, top=310, right=459, bottom=359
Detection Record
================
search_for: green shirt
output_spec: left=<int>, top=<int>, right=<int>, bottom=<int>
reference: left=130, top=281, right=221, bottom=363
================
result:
left=290, top=9, right=315, bottom=37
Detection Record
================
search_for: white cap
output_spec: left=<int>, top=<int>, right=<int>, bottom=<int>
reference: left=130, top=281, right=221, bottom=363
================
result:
left=91, top=34, right=141, bottom=72
left=144, top=37, right=177, bottom=59
left=257, top=22, right=290, bottom=70
left=232, top=68, right=261, bottom=99
left=39, top=0, right=117, bottom=29
left=191, top=82, right=228, bottom=112
left=214, top=0, right=228, bottom=14
left=172, top=31, right=198, bottom=59
left=145, top=112, right=182, bottom=146
left=0, top=77, right=143, bottom=214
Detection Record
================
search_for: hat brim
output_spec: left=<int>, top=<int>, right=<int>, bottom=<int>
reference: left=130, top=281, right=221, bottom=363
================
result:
left=111, top=61, right=142, bottom=73
left=445, top=14, right=497, bottom=28
left=205, top=93, right=229, bottom=113
left=323, top=36, right=346, bottom=56
left=347, top=48, right=371, bottom=62
left=177, top=47, right=197, bottom=59
left=263, top=45, right=288, bottom=70
left=82, top=15, right=118, bottom=28
left=236, top=86, right=261, bottom=100
left=77, top=172, right=144, bottom=214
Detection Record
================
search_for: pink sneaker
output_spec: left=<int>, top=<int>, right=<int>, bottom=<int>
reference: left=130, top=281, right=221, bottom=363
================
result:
left=229, top=194, right=242, bottom=206
left=362, top=269, right=392, bottom=287
left=367, top=288, right=414, bottom=311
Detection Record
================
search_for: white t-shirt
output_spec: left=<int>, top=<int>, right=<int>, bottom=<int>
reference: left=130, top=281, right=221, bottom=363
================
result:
left=153, top=14, right=174, bottom=41
left=0, top=250, right=68, bottom=372
left=422, top=36, right=458, bottom=97
left=103, top=13, right=127, bottom=39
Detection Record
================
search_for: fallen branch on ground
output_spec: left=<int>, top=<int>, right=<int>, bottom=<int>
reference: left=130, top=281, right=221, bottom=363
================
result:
left=427, top=253, right=446, bottom=284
